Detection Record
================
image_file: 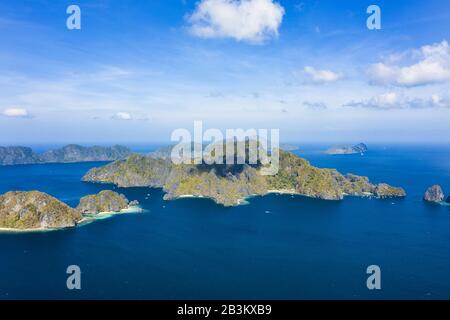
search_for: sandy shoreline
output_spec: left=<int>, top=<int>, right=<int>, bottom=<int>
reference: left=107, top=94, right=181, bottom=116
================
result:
left=0, top=227, right=58, bottom=233
left=175, top=190, right=303, bottom=206
left=266, top=189, right=297, bottom=195
left=173, top=190, right=300, bottom=206
left=176, top=194, right=205, bottom=199
left=77, top=205, right=144, bottom=225
left=0, top=205, right=143, bottom=233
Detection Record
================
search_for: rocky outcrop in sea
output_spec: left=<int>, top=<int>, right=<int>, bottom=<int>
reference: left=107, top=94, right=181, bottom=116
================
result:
left=77, top=190, right=133, bottom=214
left=423, top=185, right=445, bottom=203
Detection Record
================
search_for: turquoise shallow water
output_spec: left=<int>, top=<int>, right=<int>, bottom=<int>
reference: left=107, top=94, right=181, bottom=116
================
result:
left=0, top=145, right=449, bottom=299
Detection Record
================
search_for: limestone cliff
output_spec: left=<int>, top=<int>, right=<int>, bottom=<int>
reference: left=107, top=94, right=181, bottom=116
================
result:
left=423, top=185, right=446, bottom=203
left=83, top=148, right=406, bottom=207
left=77, top=190, right=131, bottom=214
left=0, top=190, right=138, bottom=230
left=0, top=191, right=82, bottom=229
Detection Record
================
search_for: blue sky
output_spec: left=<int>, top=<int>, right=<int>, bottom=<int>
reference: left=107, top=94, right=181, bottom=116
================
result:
left=0, top=0, right=450, bottom=144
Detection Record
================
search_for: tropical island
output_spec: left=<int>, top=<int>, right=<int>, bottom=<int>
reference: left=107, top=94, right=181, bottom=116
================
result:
left=326, top=143, right=368, bottom=155
left=0, top=144, right=131, bottom=166
left=0, top=142, right=407, bottom=232
left=83, top=145, right=406, bottom=207
left=0, top=190, right=140, bottom=231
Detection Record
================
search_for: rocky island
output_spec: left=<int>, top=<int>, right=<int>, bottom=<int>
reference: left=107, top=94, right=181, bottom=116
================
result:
left=83, top=147, right=406, bottom=207
left=0, top=190, right=139, bottom=231
left=0, top=191, right=82, bottom=230
left=77, top=190, right=139, bottom=215
left=423, top=185, right=450, bottom=204
left=326, top=143, right=368, bottom=155
left=0, top=144, right=131, bottom=166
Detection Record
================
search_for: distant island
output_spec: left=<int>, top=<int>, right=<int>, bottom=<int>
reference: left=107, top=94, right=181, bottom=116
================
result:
left=0, top=190, right=140, bottom=231
left=83, top=145, right=405, bottom=207
left=326, top=143, right=368, bottom=155
left=148, top=143, right=300, bottom=159
left=0, top=144, right=131, bottom=166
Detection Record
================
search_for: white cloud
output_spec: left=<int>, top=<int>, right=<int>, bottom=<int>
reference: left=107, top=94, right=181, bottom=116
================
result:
left=344, top=92, right=449, bottom=110
left=111, top=112, right=149, bottom=121
left=112, top=112, right=132, bottom=120
left=187, top=0, right=285, bottom=44
left=368, top=40, right=450, bottom=87
left=304, top=66, right=342, bottom=83
left=1, top=108, right=29, bottom=118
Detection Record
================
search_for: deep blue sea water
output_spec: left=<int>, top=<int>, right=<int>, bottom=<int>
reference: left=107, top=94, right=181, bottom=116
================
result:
left=0, top=145, right=449, bottom=299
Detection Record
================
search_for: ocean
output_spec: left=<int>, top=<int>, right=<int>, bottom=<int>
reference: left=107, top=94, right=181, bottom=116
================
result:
left=0, top=144, right=449, bottom=299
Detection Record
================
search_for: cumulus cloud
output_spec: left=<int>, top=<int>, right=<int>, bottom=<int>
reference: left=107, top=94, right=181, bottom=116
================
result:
left=1, top=108, right=30, bottom=118
left=344, top=92, right=449, bottom=110
left=303, top=66, right=342, bottom=83
left=368, top=40, right=450, bottom=87
left=186, top=0, right=285, bottom=44
left=112, top=112, right=133, bottom=120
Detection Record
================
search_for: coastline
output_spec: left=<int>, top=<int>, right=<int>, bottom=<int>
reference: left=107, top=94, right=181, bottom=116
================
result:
left=77, top=205, right=144, bottom=225
left=0, top=205, right=144, bottom=233
left=171, top=189, right=368, bottom=207
left=173, top=189, right=300, bottom=207
left=266, top=189, right=297, bottom=195
left=0, top=226, right=60, bottom=233
left=175, top=194, right=205, bottom=199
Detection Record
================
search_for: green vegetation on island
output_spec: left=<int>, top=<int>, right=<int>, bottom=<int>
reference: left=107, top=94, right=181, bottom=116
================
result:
left=0, top=191, right=82, bottom=230
left=0, top=190, right=139, bottom=231
left=83, top=146, right=406, bottom=207
left=77, top=190, right=138, bottom=214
